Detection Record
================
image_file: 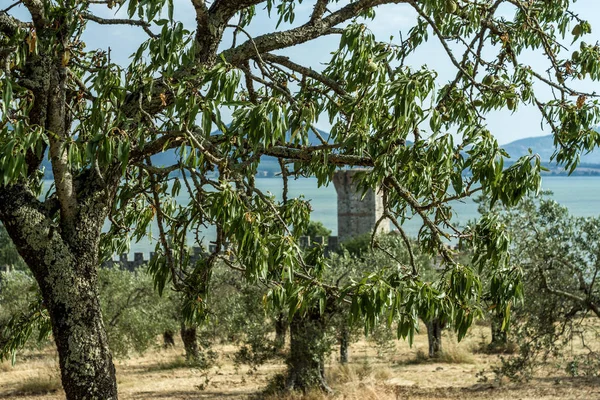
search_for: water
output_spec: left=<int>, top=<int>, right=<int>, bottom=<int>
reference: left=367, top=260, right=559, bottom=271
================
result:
left=41, top=176, right=600, bottom=255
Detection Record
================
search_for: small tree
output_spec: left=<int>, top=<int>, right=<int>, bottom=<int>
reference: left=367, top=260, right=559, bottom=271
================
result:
left=479, top=195, right=600, bottom=379
left=98, top=268, right=178, bottom=358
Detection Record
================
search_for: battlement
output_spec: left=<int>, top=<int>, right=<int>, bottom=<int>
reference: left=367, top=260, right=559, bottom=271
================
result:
left=99, top=236, right=341, bottom=271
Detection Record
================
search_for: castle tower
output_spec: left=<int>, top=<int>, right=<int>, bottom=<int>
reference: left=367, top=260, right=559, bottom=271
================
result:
left=333, top=170, right=389, bottom=243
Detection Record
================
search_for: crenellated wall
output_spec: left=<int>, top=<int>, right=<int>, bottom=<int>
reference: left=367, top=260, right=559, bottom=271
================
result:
left=98, top=236, right=341, bottom=271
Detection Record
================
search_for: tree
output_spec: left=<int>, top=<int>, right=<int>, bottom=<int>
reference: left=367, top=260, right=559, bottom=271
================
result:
left=0, top=266, right=179, bottom=362
left=1, top=0, right=599, bottom=397
left=480, top=195, right=600, bottom=379
left=305, top=220, right=332, bottom=239
left=328, top=232, right=432, bottom=363
left=0, top=269, right=51, bottom=360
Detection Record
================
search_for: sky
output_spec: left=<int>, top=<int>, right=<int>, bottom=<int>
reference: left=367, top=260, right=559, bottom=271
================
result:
left=8, top=0, right=600, bottom=145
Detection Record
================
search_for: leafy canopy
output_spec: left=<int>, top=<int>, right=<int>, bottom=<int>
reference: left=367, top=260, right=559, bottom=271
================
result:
left=1, top=0, right=599, bottom=343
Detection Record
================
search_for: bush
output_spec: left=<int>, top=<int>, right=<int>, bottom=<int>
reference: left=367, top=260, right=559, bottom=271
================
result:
left=98, top=268, right=179, bottom=358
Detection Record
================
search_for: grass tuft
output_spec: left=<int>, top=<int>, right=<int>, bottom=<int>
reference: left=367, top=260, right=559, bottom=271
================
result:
left=328, top=364, right=359, bottom=384
left=405, top=341, right=475, bottom=365
left=438, top=346, right=475, bottom=364
left=0, top=361, right=13, bottom=372
left=14, top=370, right=62, bottom=395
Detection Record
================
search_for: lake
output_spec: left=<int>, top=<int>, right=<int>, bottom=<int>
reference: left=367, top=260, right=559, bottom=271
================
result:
left=43, top=176, right=600, bottom=256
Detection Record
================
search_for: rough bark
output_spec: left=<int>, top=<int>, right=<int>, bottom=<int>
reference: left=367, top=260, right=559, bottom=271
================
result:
left=0, top=185, right=118, bottom=399
left=180, top=322, right=200, bottom=361
left=426, top=318, right=445, bottom=358
left=286, top=310, right=332, bottom=393
left=163, top=330, right=175, bottom=348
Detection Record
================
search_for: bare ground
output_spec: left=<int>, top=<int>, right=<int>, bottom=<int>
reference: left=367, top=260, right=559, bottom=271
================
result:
left=1, top=325, right=599, bottom=400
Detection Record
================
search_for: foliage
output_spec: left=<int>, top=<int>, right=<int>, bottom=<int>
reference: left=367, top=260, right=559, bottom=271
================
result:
left=1, top=0, right=600, bottom=393
left=304, top=221, right=332, bottom=239
left=0, top=271, right=51, bottom=363
left=98, top=268, right=179, bottom=358
left=0, top=267, right=179, bottom=361
left=478, top=194, right=600, bottom=380
left=0, top=224, right=25, bottom=271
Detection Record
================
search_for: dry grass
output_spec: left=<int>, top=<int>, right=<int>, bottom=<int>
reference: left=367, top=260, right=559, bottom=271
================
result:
left=403, top=335, right=475, bottom=365
left=13, top=368, right=62, bottom=396
left=2, top=324, right=600, bottom=399
left=144, top=355, right=191, bottom=372
left=438, top=339, right=476, bottom=364
left=0, top=361, right=13, bottom=372
left=263, top=390, right=329, bottom=400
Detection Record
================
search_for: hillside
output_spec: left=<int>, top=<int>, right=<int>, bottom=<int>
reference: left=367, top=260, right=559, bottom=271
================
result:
left=502, top=134, right=600, bottom=164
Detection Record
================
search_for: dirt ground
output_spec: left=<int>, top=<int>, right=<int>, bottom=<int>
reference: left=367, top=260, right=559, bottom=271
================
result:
left=1, top=325, right=599, bottom=400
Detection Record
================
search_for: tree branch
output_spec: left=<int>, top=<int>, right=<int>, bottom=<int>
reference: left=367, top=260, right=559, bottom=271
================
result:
left=0, top=11, right=29, bottom=36
left=220, top=0, right=406, bottom=65
left=261, top=53, right=349, bottom=97
left=22, top=0, right=45, bottom=29
left=81, top=12, right=156, bottom=37
left=311, top=0, right=330, bottom=22
left=208, top=0, right=264, bottom=19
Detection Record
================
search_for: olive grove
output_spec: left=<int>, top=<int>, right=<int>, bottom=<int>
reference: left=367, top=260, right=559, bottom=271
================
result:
left=1, top=0, right=600, bottom=398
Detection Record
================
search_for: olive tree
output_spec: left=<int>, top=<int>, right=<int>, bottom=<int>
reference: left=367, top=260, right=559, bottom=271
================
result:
left=1, top=0, right=599, bottom=397
left=478, top=195, right=600, bottom=379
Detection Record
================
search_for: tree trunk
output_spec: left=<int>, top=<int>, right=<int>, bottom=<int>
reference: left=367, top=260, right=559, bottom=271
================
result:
left=274, top=312, right=288, bottom=350
left=339, top=324, right=349, bottom=364
left=489, top=312, right=508, bottom=350
left=40, top=267, right=118, bottom=399
left=286, top=310, right=332, bottom=393
left=1, top=184, right=119, bottom=399
left=180, top=322, right=199, bottom=361
left=426, top=318, right=444, bottom=358
left=163, top=330, right=175, bottom=348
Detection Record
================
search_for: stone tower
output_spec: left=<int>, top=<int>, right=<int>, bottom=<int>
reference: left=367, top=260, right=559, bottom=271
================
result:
left=333, top=169, right=389, bottom=243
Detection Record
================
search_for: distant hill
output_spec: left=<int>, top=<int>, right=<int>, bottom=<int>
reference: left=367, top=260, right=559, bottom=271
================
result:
left=41, top=128, right=330, bottom=178
left=502, top=134, right=600, bottom=164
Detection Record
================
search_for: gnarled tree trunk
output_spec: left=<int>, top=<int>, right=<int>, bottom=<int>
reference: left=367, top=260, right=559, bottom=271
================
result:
left=163, top=330, right=175, bottom=348
left=489, top=312, right=508, bottom=351
left=339, top=324, right=349, bottom=364
left=286, top=310, right=332, bottom=393
left=0, top=184, right=119, bottom=399
left=180, top=322, right=199, bottom=361
left=40, top=263, right=117, bottom=398
left=274, top=312, right=288, bottom=351
left=426, top=318, right=445, bottom=358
